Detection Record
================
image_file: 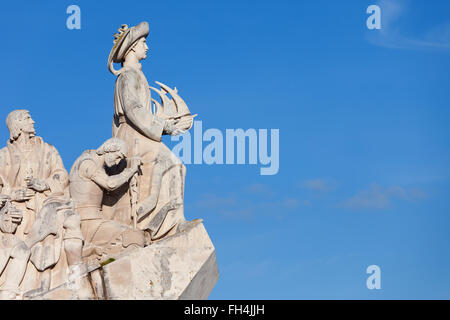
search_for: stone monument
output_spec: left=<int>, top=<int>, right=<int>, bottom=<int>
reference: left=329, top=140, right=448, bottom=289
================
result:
left=0, top=21, right=219, bottom=300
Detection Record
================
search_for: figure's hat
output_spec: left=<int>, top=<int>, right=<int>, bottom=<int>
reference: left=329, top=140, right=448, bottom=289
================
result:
left=108, top=22, right=149, bottom=75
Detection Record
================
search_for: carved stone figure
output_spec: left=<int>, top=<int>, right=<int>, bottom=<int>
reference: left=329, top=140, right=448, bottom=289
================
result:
left=0, top=110, right=69, bottom=238
left=105, top=22, right=196, bottom=240
left=0, top=110, right=84, bottom=298
left=69, top=138, right=147, bottom=264
left=0, top=21, right=218, bottom=300
left=21, top=197, right=85, bottom=298
left=0, top=196, right=29, bottom=300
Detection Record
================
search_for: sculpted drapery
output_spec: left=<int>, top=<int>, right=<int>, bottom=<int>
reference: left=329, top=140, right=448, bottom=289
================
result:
left=108, top=64, right=187, bottom=240
left=0, top=136, right=69, bottom=234
left=0, top=135, right=80, bottom=294
left=105, top=22, right=188, bottom=240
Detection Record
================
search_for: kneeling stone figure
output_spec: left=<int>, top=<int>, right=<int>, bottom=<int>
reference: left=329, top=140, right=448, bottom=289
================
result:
left=69, top=138, right=147, bottom=265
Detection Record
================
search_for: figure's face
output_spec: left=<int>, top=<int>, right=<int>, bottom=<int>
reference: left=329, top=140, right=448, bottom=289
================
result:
left=133, top=37, right=149, bottom=61
left=104, top=150, right=126, bottom=168
left=17, top=112, right=36, bottom=136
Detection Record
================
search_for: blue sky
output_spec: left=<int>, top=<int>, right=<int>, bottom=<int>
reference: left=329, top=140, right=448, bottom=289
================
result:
left=1, top=0, right=450, bottom=299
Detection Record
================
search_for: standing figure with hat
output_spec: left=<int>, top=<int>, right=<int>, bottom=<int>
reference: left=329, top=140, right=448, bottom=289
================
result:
left=105, top=22, right=195, bottom=241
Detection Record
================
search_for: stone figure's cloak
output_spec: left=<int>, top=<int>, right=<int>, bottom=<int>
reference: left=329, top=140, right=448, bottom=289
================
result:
left=0, top=137, right=68, bottom=196
left=113, top=66, right=165, bottom=141
left=0, top=137, right=72, bottom=292
left=107, top=66, right=185, bottom=239
left=0, top=137, right=69, bottom=235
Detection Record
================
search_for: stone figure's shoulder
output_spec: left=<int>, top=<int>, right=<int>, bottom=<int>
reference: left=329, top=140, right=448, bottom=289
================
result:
left=0, top=145, right=8, bottom=156
left=118, top=68, right=140, bottom=84
left=0, top=146, right=9, bottom=165
left=71, top=150, right=98, bottom=177
left=121, top=67, right=140, bottom=77
left=41, top=139, right=59, bottom=154
left=33, top=136, right=57, bottom=154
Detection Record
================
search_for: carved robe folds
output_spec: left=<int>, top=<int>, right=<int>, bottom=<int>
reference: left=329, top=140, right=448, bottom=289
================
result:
left=107, top=66, right=186, bottom=240
left=0, top=137, right=68, bottom=236
left=0, top=136, right=79, bottom=293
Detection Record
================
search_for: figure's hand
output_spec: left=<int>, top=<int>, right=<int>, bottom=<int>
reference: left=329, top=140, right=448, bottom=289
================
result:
left=25, top=178, right=49, bottom=193
left=130, top=156, right=143, bottom=172
left=0, top=194, right=10, bottom=208
left=7, top=206, right=23, bottom=224
left=164, top=115, right=196, bottom=136
left=136, top=194, right=158, bottom=221
left=175, top=118, right=194, bottom=134
left=163, top=119, right=177, bottom=135
left=171, top=115, right=195, bottom=136
left=11, top=188, right=34, bottom=202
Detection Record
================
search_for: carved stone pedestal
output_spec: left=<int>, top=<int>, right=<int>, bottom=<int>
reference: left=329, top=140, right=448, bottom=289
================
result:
left=30, top=220, right=219, bottom=300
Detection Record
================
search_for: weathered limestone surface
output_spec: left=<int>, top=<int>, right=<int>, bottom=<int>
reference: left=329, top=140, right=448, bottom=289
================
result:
left=0, top=110, right=84, bottom=300
left=31, top=220, right=218, bottom=300
left=102, top=220, right=219, bottom=300
left=28, top=272, right=96, bottom=300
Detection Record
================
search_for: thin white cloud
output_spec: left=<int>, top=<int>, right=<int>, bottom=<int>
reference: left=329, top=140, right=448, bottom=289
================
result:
left=300, top=178, right=336, bottom=192
left=194, top=193, right=238, bottom=209
left=221, top=208, right=254, bottom=220
left=193, top=193, right=254, bottom=221
left=341, top=184, right=391, bottom=209
left=192, top=191, right=303, bottom=221
left=340, top=184, right=428, bottom=210
left=282, top=198, right=300, bottom=209
left=301, top=200, right=312, bottom=207
left=244, top=183, right=274, bottom=197
left=367, top=0, right=450, bottom=50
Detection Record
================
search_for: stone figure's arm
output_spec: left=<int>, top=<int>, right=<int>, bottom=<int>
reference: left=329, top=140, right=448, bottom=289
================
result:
left=0, top=152, right=11, bottom=195
left=0, top=193, right=9, bottom=209
left=119, top=73, right=166, bottom=142
left=83, top=160, right=138, bottom=192
left=3, top=168, right=33, bottom=202
left=45, top=146, right=69, bottom=193
left=26, top=145, right=69, bottom=194
left=0, top=177, right=16, bottom=204
left=25, top=178, right=49, bottom=193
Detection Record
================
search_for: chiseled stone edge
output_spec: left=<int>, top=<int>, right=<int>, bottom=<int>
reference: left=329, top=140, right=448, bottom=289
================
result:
left=28, top=221, right=219, bottom=300
left=27, top=264, right=100, bottom=300
left=102, top=221, right=218, bottom=300
left=179, top=250, right=219, bottom=300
